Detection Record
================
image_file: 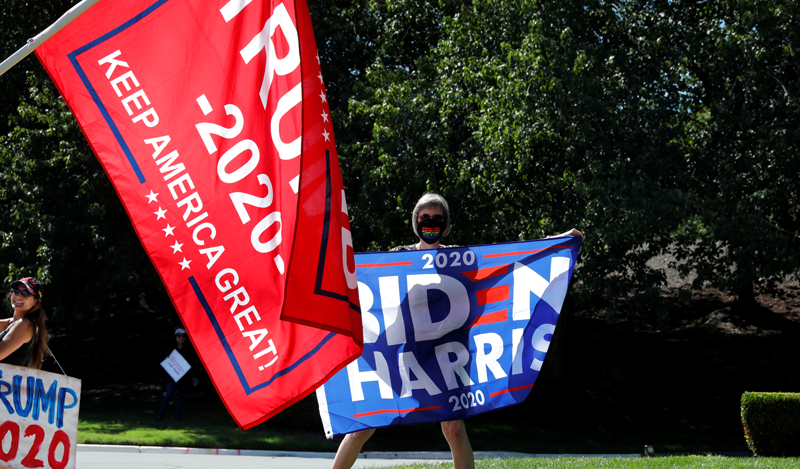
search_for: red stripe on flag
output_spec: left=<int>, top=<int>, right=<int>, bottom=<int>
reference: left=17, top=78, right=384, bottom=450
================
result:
left=460, top=264, right=508, bottom=282
left=356, top=261, right=414, bottom=268
left=483, top=245, right=571, bottom=259
left=489, top=384, right=535, bottom=397
left=476, top=285, right=509, bottom=305
left=354, top=406, right=442, bottom=418
left=467, top=309, right=508, bottom=328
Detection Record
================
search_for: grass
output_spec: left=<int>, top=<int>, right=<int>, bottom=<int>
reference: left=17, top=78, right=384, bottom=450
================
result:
left=76, top=387, right=750, bottom=455
left=464, top=422, right=744, bottom=455
left=77, top=395, right=340, bottom=451
left=77, top=394, right=800, bottom=468
left=78, top=418, right=336, bottom=450
left=372, top=456, right=800, bottom=468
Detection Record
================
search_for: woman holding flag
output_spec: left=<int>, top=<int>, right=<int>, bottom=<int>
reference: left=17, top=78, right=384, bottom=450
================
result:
left=331, top=191, right=582, bottom=469
left=331, top=191, right=475, bottom=469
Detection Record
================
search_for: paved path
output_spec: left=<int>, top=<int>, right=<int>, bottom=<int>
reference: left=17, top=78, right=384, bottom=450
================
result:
left=76, top=451, right=426, bottom=468
left=76, top=445, right=641, bottom=468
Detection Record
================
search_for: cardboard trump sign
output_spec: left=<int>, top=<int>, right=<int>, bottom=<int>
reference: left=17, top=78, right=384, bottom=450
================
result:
left=0, top=365, right=81, bottom=469
left=160, top=349, right=191, bottom=382
left=316, top=237, right=582, bottom=437
left=34, top=0, right=363, bottom=429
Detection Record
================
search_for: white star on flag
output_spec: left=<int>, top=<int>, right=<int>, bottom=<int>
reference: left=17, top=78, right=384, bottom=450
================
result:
left=155, top=207, right=167, bottom=220
left=319, top=91, right=327, bottom=103
left=163, top=224, right=175, bottom=237
left=322, top=129, right=330, bottom=141
left=171, top=241, right=183, bottom=253
left=179, top=258, right=191, bottom=270
left=146, top=191, right=159, bottom=203
left=321, top=110, right=329, bottom=122
left=317, top=72, right=324, bottom=84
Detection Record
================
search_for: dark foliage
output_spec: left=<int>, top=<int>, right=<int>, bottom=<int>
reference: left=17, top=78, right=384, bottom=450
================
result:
left=741, top=392, right=800, bottom=456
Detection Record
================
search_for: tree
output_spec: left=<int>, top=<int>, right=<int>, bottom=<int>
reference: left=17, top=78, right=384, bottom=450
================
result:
left=328, top=0, right=800, bottom=323
left=0, top=0, right=161, bottom=317
left=0, top=0, right=797, bottom=326
left=0, top=73, right=159, bottom=318
left=676, top=0, right=800, bottom=304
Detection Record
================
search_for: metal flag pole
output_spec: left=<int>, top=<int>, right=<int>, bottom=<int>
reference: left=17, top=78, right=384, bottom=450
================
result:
left=0, top=0, right=103, bottom=78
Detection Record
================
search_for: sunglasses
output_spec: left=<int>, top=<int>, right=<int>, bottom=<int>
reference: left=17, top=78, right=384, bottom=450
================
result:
left=176, top=334, right=187, bottom=338
left=418, top=214, right=444, bottom=222
left=10, top=288, right=34, bottom=298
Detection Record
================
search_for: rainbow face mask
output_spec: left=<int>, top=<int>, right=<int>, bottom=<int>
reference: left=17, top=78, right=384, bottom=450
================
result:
left=417, top=218, right=444, bottom=244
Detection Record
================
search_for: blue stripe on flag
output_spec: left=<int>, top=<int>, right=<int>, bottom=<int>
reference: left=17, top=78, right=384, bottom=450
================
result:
left=66, top=0, right=173, bottom=184
left=188, top=276, right=334, bottom=395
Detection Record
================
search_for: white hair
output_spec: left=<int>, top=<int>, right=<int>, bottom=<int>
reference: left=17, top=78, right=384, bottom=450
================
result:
left=411, top=191, right=451, bottom=238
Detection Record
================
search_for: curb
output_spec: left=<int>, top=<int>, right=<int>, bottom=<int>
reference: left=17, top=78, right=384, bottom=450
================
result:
left=76, top=445, right=643, bottom=459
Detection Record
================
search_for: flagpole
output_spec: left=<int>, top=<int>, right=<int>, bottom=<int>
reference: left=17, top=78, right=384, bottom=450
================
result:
left=0, top=0, right=103, bottom=78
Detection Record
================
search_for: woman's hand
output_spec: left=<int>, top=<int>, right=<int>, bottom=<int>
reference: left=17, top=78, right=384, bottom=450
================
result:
left=549, top=228, right=583, bottom=239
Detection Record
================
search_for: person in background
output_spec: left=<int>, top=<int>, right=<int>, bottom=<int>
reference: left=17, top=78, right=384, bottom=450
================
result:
left=0, top=277, right=49, bottom=369
left=156, top=327, right=198, bottom=421
left=331, top=191, right=583, bottom=469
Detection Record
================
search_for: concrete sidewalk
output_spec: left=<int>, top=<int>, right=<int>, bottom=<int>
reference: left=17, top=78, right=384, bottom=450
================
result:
left=77, top=444, right=643, bottom=459
left=75, top=445, right=643, bottom=469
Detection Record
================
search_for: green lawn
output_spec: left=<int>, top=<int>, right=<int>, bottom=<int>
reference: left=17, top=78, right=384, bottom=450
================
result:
left=77, top=397, right=800, bottom=468
left=77, top=392, right=749, bottom=456
left=78, top=407, right=340, bottom=451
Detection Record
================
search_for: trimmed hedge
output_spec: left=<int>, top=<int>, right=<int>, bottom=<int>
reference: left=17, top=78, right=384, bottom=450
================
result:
left=741, top=392, right=800, bottom=456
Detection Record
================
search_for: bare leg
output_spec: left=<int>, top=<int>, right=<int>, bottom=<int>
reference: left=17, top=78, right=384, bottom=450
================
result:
left=331, top=428, right=376, bottom=469
left=441, top=419, right=474, bottom=469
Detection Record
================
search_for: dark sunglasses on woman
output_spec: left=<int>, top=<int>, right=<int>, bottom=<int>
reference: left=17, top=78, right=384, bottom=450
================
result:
left=419, top=214, right=444, bottom=222
left=10, top=288, right=34, bottom=298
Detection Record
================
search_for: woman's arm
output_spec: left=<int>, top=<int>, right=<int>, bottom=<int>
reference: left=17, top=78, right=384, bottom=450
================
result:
left=0, top=319, right=34, bottom=361
left=549, top=228, right=583, bottom=239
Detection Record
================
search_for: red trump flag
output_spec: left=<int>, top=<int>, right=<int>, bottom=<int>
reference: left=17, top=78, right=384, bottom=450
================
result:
left=35, top=0, right=362, bottom=429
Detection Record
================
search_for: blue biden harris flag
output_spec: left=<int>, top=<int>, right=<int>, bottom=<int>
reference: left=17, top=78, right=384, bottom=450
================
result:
left=316, top=237, right=582, bottom=437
